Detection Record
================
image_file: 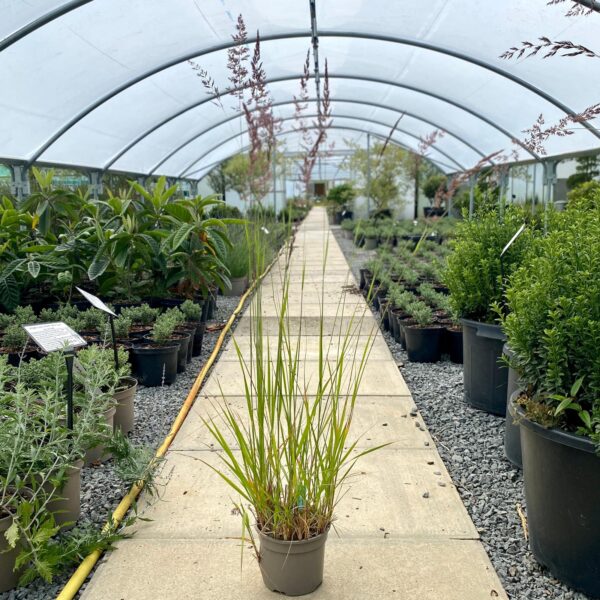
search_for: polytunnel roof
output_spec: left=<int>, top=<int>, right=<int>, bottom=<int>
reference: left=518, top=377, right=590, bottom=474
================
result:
left=1, top=0, right=599, bottom=180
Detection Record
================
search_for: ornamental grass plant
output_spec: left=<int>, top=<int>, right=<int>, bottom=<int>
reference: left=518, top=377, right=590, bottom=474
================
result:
left=202, top=232, right=386, bottom=545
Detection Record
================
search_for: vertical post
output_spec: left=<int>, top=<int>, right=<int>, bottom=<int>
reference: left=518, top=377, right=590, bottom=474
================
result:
left=109, top=315, right=120, bottom=370
left=366, top=133, right=371, bottom=217
left=532, top=162, right=538, bottom=210
left=272, top=151, right=277, bottom=215
left=413, top=160, right=420, bottom=220
left=65, top=351, right=75, bottom=430
left=10, top=164, right=30, bottom=203
left=88, top=171, right=103, bottom=201
left=542, top=159, right=558, bottom=234
left=468, top=174, right=477, bottom=218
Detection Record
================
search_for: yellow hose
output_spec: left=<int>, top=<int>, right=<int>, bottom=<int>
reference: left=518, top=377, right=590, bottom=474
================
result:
left=56, top=257, right=276, bottom=600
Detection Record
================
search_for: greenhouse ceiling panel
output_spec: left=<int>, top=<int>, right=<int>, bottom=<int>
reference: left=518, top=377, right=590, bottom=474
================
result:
left=0, top=0, right=598, bottom=179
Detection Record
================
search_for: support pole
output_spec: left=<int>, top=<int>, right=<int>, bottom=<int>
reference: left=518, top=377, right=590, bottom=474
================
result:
left=10, top=164, right=30, bottom=203
left=366, top=132, right=371, bottom=217
left=542, top=159, right=558, bottom=233
left=272, top=151, right=277, bottom=215
left=468, top=174, right=477, bottom=218
left=88, top=171, right=103, bottom=201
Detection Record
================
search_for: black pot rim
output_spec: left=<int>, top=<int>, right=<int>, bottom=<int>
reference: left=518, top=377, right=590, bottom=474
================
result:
left=131, top=342, right=179, bottom=352
left=460, top=317, right=507, bottom=342
left=403, top=324, right=443, bottom=332
left=509, top=390, right=597, bottom=454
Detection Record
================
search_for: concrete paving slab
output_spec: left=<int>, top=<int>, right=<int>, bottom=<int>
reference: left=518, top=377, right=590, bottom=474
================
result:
left=235, top=316, right=380, bottom=336
left=82, top=538, right=507, bottom=600
left=220, top=334, right=393, bottom=361
left=201, top=358, right=411, bottom=397
left=171, top=395, right=423, bottom=451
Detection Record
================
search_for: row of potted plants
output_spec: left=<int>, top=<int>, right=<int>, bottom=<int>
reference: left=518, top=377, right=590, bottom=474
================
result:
left=0, top=345, right=158, bottom=592
left=443, top=188, right=600, bottom=597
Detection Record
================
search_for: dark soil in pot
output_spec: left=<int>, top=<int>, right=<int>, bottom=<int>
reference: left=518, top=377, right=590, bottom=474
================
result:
left=0, top=512, right=21, bottom=593
left=130, top=343, right=178, bottom=386
left=85, top=407, right=116, bottom=466
left=503, top=346, right=522, bottom=468
left=258, top=530, right=328, bottom=596
left=461, top=318, right=507, bottom=416
left=404, top=325, right=443, bottom=363
left=44, top=459, right=84, bottom=530
left=113, top=376, right=138, bottom=434
left=510, top=396, right=600, bottom=597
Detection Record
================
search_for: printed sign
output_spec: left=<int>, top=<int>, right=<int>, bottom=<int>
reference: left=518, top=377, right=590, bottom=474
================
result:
left=23, top=322, right=87, bottom=353
left=501, top=224, right=526, bottom=257
left=76, top=287, right=117, bottom=317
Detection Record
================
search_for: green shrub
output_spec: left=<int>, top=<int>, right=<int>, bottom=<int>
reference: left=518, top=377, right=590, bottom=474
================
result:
left=407, top=301, right=434, bottom=327
left=422, top=174, right=447, bottom=203
left=2, top=324, right=29, bottom=351
left=150, top=312, right=178, bottom=345
left=444, top=206, right=535, bottom=323
left=0, top=313, right=15, bottom=331
left=121, top=304, right=159, bottom=325
left=224, top=226, right=250, bottom=279
left=113, top=316, right=132, bottom=339
left=80, top=308, right=106, bottom=333
left=502, top=206, right=600, bottom=445
left=209, top=203, right=243, bottom=219
left=566, top=180, right=600, bottom=212
left=180, top=300, right=202, bottom=322
left=327, top=183, right=356, bottom=206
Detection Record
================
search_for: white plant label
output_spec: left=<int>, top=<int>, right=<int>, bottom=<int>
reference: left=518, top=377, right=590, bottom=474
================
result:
left=23, top=322, right=87, bottom=353
left=261, top=226, right=270, bottom=235
left=76, top=286, right=117, bottom=317
left=501, top=224, right=526, bottom=257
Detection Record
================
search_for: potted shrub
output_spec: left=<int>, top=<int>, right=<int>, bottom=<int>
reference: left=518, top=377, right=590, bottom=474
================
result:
left=167, top=308, right=194, bottom=367
left=202, top=258, right=386, bottom=596
left=180, top=300, right=205, bottom=357
left=444, top=206, right=534, bottom=415
left=0, top=325, right=40, bottom=366
left=362, top=224, right=379, bottom=250
left=131, top=312, right=179, bottom=386
left=340, top=218, right=355, bottom=240
left=403, top=301, right=442, bottom=362
left=223, top=226, right=249, bottom=297
left=501, top=202, right=600, bottom=597
left=120, top=304, right=159, bottom=339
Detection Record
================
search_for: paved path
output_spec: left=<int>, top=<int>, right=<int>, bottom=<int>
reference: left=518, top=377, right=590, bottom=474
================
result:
left=83, top=208, right=507, bottom=600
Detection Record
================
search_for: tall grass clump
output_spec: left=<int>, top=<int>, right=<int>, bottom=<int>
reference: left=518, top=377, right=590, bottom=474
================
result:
left=202, top=226, right=385, bottom=544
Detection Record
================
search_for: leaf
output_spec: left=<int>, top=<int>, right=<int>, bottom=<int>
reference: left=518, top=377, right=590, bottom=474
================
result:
left=4, top=521, right=19, bottom=548
left=171, top=223, right=195, bottom=251
left=27, top=260, right=41, bottom=279
left=570, top=376, right=584, bottom=398
left=579, top=410, right=592, bottom=430
left=164, top=203, right=192, bottom=223
left=88, top=245, right=111, bottom=280
left=0, top=274, right=20, bottom=310
left=554, top=397, right=574, bottom=417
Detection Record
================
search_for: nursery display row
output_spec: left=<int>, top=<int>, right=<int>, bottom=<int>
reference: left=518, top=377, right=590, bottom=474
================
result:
left=336, top=180, right=600, bottom=599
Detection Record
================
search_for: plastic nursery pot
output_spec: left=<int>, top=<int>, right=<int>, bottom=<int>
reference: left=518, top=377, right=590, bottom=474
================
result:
left=172, top=332, right=191, bottom=373
left=258, top=530, right=328, bottom=596
left=461, top=318, right=508, bottom=416
left=223, top=276, right=248, bottom=297
left=130, top=343, right=178, bottom=387
left=0, top=511, right=22, bottom=593
left=85, top=407, right=116, bottom=466
left=398, top=316, right=415, bottom=350
left=509, top=396, right=600, bottom=597
left=3, top=348, right=42, bottom=367
left=44, top=459, right=84, bottom=531
left=503, top=345, right=522, bottom=468
left=113, top=376, right=138, bottom=434
left=358, top=268, right=368, bottom=290
left=363, top=236, right=378, bottom=250
left=444, top=326, right=463, bottom=364
left=404, top=325, right=443, bottom=363
left=379, top=300, right=390, bottom=331
left=192, top=322, right=206, bottom=357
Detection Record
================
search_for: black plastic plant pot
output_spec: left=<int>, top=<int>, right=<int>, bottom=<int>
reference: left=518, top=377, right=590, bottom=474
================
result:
left=404, top=326, right=443, bottom=362
left=379, top=300, right=390, bottom=331
left=172, top=332, right=191, bottom=373
left=389, top=310, right=399, bottom=341
left=130, top=343, right=178, bottom=386
left=159, top=297, right=185, bottom=309
left=0, top=513, right=20, bottom=593
left=398, top=317, right=415, bottom=350
left=444, top=327, right=463, bottom=364
left=359, top=268, right=368, bottom=290
left=461, top=318, right=508, bottom=416
left=4, top=348, right=42, bottom=367
left=259, top=530, right=328, bottom=596
left=190, top=321, right=204, bottom=357
left=503, top=346, right=522, bottom=468
left=510, top=397, right=600, bottom=597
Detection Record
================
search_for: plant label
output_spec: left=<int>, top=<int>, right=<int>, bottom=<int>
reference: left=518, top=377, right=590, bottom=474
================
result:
left=76, top=287, right=117, bottom=317
left=501, top=224, right=526, bottom=257
left=261, top=226, right=270, bottom=235
left=342, top=210, right=347, bottom=217
left=23, top=322, right=87, bottom=353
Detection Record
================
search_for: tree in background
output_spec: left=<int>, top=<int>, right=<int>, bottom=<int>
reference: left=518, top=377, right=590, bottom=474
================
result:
left=422, top=173, right=448, bottom=205
left=326, top=182, right=356, bottom=207
left=566, top=154, right=599, bottom=190
left=345, top=141, right=408, bottom=213
left=206, top=163, right=229, bottom=202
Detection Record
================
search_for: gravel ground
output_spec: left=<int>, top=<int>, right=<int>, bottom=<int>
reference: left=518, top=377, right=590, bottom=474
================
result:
left=333, top=227, right=591, bottom=600
left=1, top=294, right=244, bottom=600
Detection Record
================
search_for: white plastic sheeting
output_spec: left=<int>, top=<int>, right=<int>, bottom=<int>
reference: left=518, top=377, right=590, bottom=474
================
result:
left=0, top=0, right=598, bottom=179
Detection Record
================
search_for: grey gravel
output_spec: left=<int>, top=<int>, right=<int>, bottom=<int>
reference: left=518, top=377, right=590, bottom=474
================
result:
left=333, top=227, right=591, bottom=600
left=1, top=294, right=244, bottom=600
